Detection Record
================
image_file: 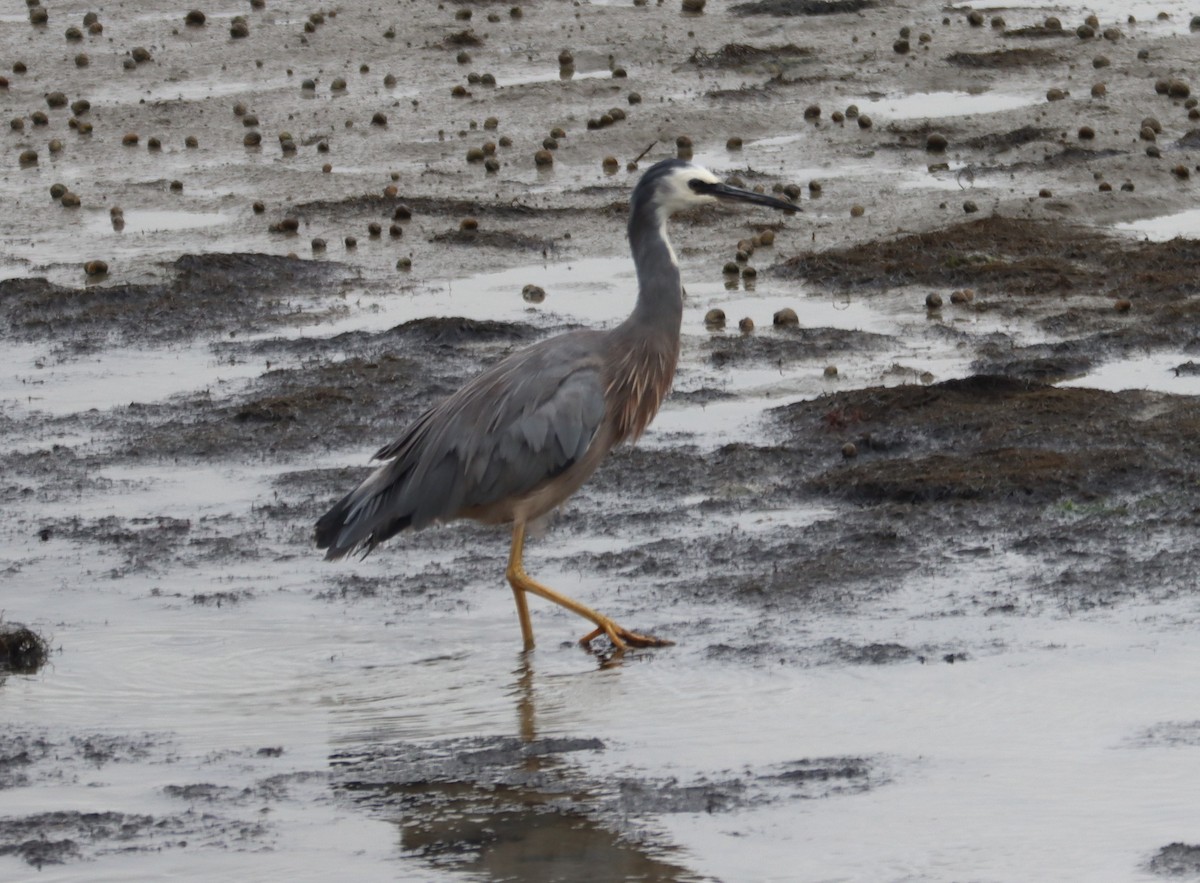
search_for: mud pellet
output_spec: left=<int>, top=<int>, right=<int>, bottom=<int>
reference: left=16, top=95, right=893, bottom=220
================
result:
left=773, top=307, right=798, bottom=327
left=841, top=442, right=857, bottom=458
left=925, top=292, right=943, bottom=309
left=311, top=237, right=326, bottom=252
left=84, top=260, right=108, bottom=276
left=534, top=149, right=553, bottom=167
left=185, top=10, right=206, bottom=26
left=704, top=308, right=726, bottom=329
left=522, top=284, right=546, bottom=303
left=738, top=317, right=754, bottom=334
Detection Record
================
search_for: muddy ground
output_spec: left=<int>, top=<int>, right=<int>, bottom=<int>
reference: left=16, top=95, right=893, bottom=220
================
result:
left=3, top=0, right=1200, bottom=879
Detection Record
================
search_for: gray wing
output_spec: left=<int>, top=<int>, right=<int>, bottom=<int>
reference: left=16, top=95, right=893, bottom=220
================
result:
left=315, top=331, right=608, bottom=557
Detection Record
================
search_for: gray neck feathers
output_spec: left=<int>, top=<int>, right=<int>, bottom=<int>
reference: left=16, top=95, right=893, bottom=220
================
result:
left=625, top=199, right=683, bottom=334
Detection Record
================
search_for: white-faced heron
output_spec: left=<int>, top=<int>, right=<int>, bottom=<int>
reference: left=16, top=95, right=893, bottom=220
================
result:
left=315, top=159, right=796, bottom=652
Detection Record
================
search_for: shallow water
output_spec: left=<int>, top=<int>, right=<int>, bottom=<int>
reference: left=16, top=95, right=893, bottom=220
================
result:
left=5, top=239, right=1200, bottom=880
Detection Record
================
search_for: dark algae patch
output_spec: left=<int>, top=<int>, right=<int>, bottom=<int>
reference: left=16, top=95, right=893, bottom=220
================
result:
left=0, top=254, right=347, bottom=346
left=781, top=376, right=1200, bottom=503
left=0, top=622, right=49, bottom=674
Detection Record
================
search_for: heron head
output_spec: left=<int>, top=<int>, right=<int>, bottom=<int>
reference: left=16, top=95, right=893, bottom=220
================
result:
left=636, top=159, right=798, bottom=222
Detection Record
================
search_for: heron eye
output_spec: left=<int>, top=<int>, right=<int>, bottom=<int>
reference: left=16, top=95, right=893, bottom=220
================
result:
left=687, top=178, right=711, bottom=194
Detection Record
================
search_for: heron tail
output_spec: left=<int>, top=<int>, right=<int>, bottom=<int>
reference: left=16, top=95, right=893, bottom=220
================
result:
left=314, top=463, right=413, bottom=560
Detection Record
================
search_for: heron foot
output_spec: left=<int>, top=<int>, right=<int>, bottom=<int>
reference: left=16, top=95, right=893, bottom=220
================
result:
left=579, top=623, right=674, bottom=651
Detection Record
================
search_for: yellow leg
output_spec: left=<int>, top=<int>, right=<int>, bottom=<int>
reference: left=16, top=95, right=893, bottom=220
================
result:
left=507, top=525, right=535, bottom=651
left=504, top=522, right=672, bottom=651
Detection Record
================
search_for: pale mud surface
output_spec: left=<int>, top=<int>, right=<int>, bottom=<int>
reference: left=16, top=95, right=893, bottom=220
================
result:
left=3, top=0, right=1200, bottom=880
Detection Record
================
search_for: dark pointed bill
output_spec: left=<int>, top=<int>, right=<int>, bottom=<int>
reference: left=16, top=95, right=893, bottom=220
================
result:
left=689, top=178, right=798, bottom=213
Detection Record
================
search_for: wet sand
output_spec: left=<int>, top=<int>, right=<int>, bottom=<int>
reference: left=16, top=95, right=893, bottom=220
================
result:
left=3, top=0, right=1200, bottom=879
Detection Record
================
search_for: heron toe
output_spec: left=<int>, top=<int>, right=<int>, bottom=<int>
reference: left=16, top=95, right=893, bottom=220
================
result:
left=579, top=622, right=674, bottom=650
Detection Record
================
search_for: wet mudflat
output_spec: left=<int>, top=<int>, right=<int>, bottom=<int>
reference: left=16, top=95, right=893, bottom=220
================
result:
left=3, top=0, right=1200, bottom=880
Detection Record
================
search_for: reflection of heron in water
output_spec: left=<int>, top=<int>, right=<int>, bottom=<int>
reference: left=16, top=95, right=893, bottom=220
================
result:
left=317, top=159, right=796, bottom=652
left=375, top=659, right=699, bottom=881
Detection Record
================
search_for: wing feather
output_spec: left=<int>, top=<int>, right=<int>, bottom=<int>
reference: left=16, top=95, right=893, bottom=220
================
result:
left=315, top=331, right=609, bottom=556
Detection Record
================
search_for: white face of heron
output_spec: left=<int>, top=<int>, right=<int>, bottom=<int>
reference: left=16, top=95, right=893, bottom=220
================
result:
left=654, top=164, right=722, bottom=223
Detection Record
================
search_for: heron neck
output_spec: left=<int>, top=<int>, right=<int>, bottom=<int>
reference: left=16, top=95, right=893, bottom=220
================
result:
left=626, top=207, right=683, bottom=335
